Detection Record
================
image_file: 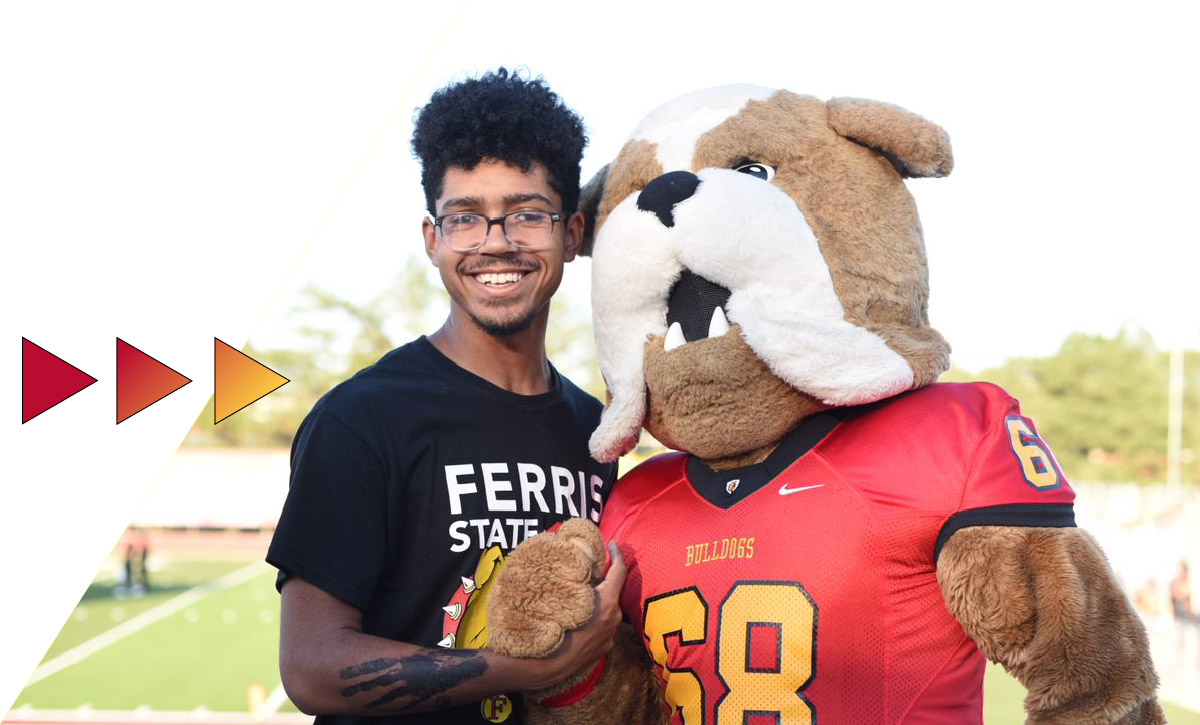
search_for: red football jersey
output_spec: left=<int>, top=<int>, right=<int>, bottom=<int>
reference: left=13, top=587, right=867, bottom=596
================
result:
left=600, top=382, right=1075, bottom=725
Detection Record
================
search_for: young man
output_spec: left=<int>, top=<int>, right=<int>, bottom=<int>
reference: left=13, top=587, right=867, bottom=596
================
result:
left=267, top=69, right=623, bottom=725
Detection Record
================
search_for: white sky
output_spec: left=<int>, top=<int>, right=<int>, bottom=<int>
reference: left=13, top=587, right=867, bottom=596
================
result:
left=3, top=0, right=1198, bottom=714
left=255, top=0, right=1200, bottom=372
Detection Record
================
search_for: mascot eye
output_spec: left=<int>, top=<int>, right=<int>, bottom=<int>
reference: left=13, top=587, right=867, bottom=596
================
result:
left=733, top=162, right=776, bottom=181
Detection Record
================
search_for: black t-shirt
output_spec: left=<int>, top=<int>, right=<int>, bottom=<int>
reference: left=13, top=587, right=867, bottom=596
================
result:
left=267, top=337, right=617, bottom=725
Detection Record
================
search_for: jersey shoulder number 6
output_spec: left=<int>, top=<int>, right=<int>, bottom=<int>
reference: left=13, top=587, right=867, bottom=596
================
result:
left=1004, top=415, right=1063, bottom=490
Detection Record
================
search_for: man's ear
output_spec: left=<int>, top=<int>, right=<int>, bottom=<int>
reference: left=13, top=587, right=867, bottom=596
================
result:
left=422, top=217, right=437, bottom=263
left=578, top=163, right=610, bottom=256
left=563, top=210, right=584, bottom=262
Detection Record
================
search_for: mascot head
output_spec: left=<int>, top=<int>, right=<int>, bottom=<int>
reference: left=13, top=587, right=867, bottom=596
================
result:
left=583, top=86, right=954, bottom=465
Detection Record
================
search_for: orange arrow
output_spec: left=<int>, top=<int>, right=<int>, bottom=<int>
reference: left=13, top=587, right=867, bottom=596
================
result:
left=213, top=338, right=288, bottom=424
left=116, top=338, right=192, bottom=423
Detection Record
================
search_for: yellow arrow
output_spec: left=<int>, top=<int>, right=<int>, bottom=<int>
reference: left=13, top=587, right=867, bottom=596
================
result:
left=214, top=338, right=288, bottom=424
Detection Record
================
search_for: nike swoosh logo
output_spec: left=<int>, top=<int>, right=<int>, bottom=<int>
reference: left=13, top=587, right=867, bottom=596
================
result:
left=778, top=483, right=825, bottom=496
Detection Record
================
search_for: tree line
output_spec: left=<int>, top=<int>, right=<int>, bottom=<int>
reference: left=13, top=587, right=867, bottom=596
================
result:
left=944, top=331, right=1197, bottom=484
left=186, top=265, right=1197, bottom=485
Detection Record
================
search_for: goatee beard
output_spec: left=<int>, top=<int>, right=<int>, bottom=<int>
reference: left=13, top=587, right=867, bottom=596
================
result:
left=471, top=309, right=537, bottom=337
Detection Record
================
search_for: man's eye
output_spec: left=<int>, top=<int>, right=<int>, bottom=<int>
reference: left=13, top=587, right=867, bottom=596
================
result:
left=734, top=162, right=776, bottom=181
left=445, top=214, right=482, bottom=228
left=511, top=211, right=551, bottom=226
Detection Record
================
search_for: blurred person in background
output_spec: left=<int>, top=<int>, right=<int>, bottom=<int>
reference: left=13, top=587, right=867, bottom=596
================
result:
left=1136, top=577, right=1170, bottom=618
left=1171, top=560, right=1194, bottom=622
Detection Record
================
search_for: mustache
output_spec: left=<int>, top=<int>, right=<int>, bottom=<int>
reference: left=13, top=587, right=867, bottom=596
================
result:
left=461, top=257, right=540, bottom=275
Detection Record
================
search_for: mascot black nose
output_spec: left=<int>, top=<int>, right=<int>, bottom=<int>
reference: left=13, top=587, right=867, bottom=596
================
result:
left=637, top=171, right=700, bottom=228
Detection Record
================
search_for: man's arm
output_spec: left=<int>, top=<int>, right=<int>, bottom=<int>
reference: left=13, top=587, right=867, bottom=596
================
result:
left=279, top=546, right=627, bottom=716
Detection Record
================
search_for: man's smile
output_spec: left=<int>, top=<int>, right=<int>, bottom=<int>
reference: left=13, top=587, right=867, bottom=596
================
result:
left=463, top=261, right=539, bottom=295
left=474, top=272, right=526, bottom=286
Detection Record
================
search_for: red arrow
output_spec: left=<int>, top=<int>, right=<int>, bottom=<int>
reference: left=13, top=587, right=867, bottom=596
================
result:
left=22, top=338, right=98, bottom=423
left=116, top=338, right=191, bottom=423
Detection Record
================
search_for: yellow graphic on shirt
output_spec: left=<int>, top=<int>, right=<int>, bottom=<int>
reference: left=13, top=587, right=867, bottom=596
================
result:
left=480, top=693, right=514, bottom=722
left=440, top=546, right=511, bottom=720
left=439, top=546, right=505, bottom=649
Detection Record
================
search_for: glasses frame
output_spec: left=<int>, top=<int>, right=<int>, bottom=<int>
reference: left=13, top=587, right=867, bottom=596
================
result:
left=431, top=209, right=564, bottom=252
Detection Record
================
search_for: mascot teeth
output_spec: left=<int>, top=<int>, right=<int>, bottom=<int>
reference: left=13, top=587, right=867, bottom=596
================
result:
left=664, top=322, right=686, bottom=351
left=661, top=269, right=735, bottom=352
left=708, top=307, right=730, bottom=338
left=664, top=308, right=732, bottom=352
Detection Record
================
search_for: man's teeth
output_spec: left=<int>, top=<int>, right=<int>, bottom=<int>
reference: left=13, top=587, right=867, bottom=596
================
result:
left=476, top=272, right=523, bottom=285
left=664, top=307, right=731, bottom=352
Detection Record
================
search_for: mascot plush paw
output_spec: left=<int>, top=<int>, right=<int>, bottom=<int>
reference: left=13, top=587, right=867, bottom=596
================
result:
left=487, top=519, right=606, bottom=659
left=489, top=86, right=1163, bottom=724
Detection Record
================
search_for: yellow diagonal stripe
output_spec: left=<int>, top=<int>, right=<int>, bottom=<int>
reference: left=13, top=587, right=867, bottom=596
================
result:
left=248, top=0, right=471, bottom=342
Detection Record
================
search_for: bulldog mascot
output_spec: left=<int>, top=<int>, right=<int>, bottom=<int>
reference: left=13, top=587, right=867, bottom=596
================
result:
left=487, top=86, right=1163, bottom=724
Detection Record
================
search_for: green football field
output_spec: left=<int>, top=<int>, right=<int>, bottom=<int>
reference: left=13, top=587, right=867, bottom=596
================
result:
left=12, top=556, right=300, bottom=716
left=10, top=553, right=1200, bottom=724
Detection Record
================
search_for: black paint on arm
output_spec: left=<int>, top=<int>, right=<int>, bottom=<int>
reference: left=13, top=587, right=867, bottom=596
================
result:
left=338, top=649, right=487, bottom=710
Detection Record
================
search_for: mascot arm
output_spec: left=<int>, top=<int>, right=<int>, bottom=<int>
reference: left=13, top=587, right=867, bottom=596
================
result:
left=488, top=519, right=665, bottom=725
left=937, top=525, right=1164, bottom=724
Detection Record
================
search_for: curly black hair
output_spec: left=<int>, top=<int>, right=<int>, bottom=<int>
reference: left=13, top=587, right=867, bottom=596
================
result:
left=411, top=67, right=587, bottom=215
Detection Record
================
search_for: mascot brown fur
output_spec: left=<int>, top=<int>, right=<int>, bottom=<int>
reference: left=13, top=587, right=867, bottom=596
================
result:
left=487, top=86, right=1163, bottom=724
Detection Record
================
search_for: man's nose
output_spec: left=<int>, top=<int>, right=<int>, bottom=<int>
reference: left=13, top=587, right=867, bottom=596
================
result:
left=477, top=218, right=514, bottom=253
left=637, top=171, right=701, bottom=228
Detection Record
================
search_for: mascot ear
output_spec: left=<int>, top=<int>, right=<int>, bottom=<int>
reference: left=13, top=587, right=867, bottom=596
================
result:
left=827, top=98, right=953, bottom=179
left=578, top=163, right=609, bottom=257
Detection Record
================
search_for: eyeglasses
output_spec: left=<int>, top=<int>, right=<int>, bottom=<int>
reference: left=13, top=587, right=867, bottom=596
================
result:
left=432, top=210, right=563, bottom=252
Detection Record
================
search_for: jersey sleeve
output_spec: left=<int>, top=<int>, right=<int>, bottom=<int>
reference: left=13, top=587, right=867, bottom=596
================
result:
left=599, top=453, right=688, bottom=625
left=934, top=388, right=1076, bottom=559
left=599, top=453, right=686, bottom=543
left=266, top=409, right=389, bottom=611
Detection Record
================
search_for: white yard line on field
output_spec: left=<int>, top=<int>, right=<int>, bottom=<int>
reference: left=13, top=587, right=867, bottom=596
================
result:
left=25, top=562, right=269, bottom=686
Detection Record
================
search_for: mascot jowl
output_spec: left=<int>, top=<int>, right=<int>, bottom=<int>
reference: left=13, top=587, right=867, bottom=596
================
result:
left=486, top=86, right=1163, bottom=724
